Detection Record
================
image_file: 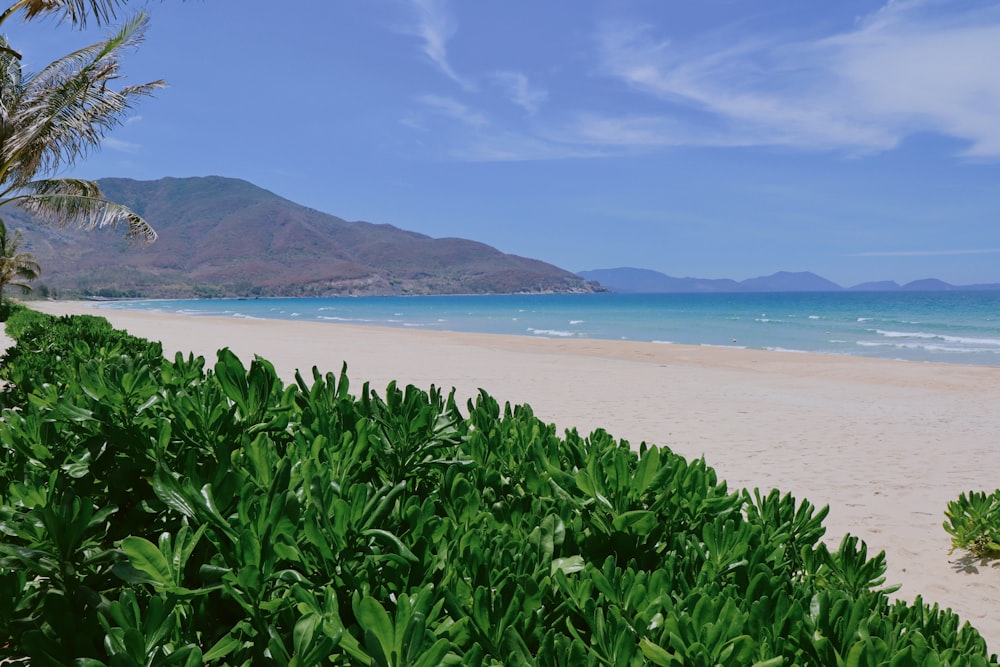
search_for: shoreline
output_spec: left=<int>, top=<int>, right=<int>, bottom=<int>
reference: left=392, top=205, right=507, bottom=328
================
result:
left=15, top=300, right=1000, bottom=650
left=64, top=292, right=1000, bottom=368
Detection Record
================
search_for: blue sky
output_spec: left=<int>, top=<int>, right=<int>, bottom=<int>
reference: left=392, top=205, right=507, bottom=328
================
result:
left=10, top=0, right=1000, bottom=286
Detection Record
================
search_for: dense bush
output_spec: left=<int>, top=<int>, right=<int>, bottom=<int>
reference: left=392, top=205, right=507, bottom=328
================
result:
left=945, top=491, right=1000, bottom=559
left=0, top=315, right=997, bottom=665
left=1, top=302, right=48, bottom=335
left=0, top=300, right=28, bottom=323
left=0, top=310, right=163, bottom=405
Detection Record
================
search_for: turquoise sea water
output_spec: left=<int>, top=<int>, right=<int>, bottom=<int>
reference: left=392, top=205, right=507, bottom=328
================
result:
left=95, top=291, right=1000, bottom=366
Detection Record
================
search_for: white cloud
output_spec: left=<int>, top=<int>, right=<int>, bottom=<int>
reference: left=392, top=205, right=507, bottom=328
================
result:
left=444, top=132, right=606, bottom=162
left=405, top=0, right=473, bottom=90
left=103, top=137, right=142, bottom=154
left=557, top=113, right=730, bottom=149
left=416, top=94, right=488, bottom=127
left=594, top=2, right=1000, bottom=157
left=491, top=71, right=548, bottom=114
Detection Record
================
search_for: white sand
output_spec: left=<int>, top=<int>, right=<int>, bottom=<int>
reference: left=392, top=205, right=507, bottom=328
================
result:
left=15, top=300, right=1000, bottom=651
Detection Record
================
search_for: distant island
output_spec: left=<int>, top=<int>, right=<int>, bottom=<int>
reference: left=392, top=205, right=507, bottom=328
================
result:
left=577, top=268, right=1000, bottom=294
left=9, top=176, right=603, bottom=299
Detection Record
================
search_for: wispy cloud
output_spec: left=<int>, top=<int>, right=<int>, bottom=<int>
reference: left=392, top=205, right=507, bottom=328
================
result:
left=491, top=71, right=547, bottom=114
left=594, top=2, right=1000, bottom=157
left=555, top=113, right=716, bottom=149
left=405, top=0, right=473, bottom=90
left=416, top=94, right=488, bottom=127
left=851, top=248, right=1000, bottom=257
left=442, top=132, right=606, bottom=162
left=103, top=137, right=142, bottom=154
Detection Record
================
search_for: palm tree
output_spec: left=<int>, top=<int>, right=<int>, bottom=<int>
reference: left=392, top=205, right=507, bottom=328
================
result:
left=0, top=6, right=162, bottom=244
left=1, top=0, right=129, bottom=31
left=0, top=218, right=38, bottom=306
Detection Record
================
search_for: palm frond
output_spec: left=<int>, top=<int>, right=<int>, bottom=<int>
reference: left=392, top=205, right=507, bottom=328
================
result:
left=9, top=178, right=156, bottom=244
left=0, top=36, right=24, bottom=143
left=0, top=218, right=40, bottom=302
left=0, top=0, right=125, bottom=29
left=0, top=13, right=164, bottom=188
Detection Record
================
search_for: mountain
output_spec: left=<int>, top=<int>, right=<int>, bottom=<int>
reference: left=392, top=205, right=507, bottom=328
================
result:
left=574, top=268, right=741, bottom=293
left=577, top=268, right=843, bottom=293
left=577, top=267, right=1000, bottom=293
left=848, top=280, right=901, bottom=291
left=901, top=278, right=954, bottom=291
left=9, top=176, right=603, bottom=298
left=739, top=271, right=842, bottom=292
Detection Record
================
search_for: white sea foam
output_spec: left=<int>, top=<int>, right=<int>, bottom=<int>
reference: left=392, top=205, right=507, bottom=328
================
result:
left=528, top=328, right=575, bottom=337
left=316, top=316, right=373, bottom=323
left=808, top=315, right=820, bottom=320
left=569, top=320, right=584, bottom=325
left=875, top=330, right=1000, bottom=347
left=876, top=329, right=936, bottom=339
left=940, top=334, right=1000, bottom=346
left=858, top=340, right=999, bottom=354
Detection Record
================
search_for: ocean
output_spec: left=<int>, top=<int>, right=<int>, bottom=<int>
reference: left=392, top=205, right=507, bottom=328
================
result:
left=94, top=291, right=1000, bottom=366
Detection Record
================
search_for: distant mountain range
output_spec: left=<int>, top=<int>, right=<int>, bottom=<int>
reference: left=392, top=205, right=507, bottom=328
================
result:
left=9, top=176, right=602, bottom=298
left=577, top=268, right=1000, bottom=293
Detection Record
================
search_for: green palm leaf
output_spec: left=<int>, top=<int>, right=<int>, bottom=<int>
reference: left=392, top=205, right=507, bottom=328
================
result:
left=0, top=15, right=164, bottom=189
left=10, top=178, right=157, bottom=242
left=0, top=0, right=127, bottom=29
left=0, top=13, right=161, bottom=244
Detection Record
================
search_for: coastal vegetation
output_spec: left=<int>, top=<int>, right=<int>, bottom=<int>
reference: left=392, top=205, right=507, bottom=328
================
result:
left=945, top=491, right=1000, bottom=559
left=0, top=307, right=997, bottom=665
left=0, top=220, right=39, bottom=306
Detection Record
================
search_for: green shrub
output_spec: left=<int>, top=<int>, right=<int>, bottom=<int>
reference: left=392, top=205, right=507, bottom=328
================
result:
left=0, top=310, right=163, bottom=405
left=0, top=324, right=996, bottom=666
left=945, top=490, right=1000, bottom=558
left=1, top=303, right=50, bottom=337
left=0, top=300, right=25, bottom=323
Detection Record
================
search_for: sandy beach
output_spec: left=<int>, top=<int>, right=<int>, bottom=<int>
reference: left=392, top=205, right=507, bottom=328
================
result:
left=14, top=300, right=1000, bottom=651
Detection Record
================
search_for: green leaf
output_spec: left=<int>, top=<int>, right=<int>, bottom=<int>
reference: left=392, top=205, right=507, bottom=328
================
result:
left=119, top=536, right=172, bottom=586
left=640, top=638, right=678, bottom=666
left=750, top=659, right=785, bottom=667
left=293, top=613, right=321, bottom=658
left=612, top=510, right=658, bottom=534
left=551, top=555, right=585, bottom=576
left=412, top=638, right=453, bottom=667
left=363, top=528, right=418, bottom=563
left=355, top=596, right=395, bottom=666
left=203, top=630, right=243, bottom=662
